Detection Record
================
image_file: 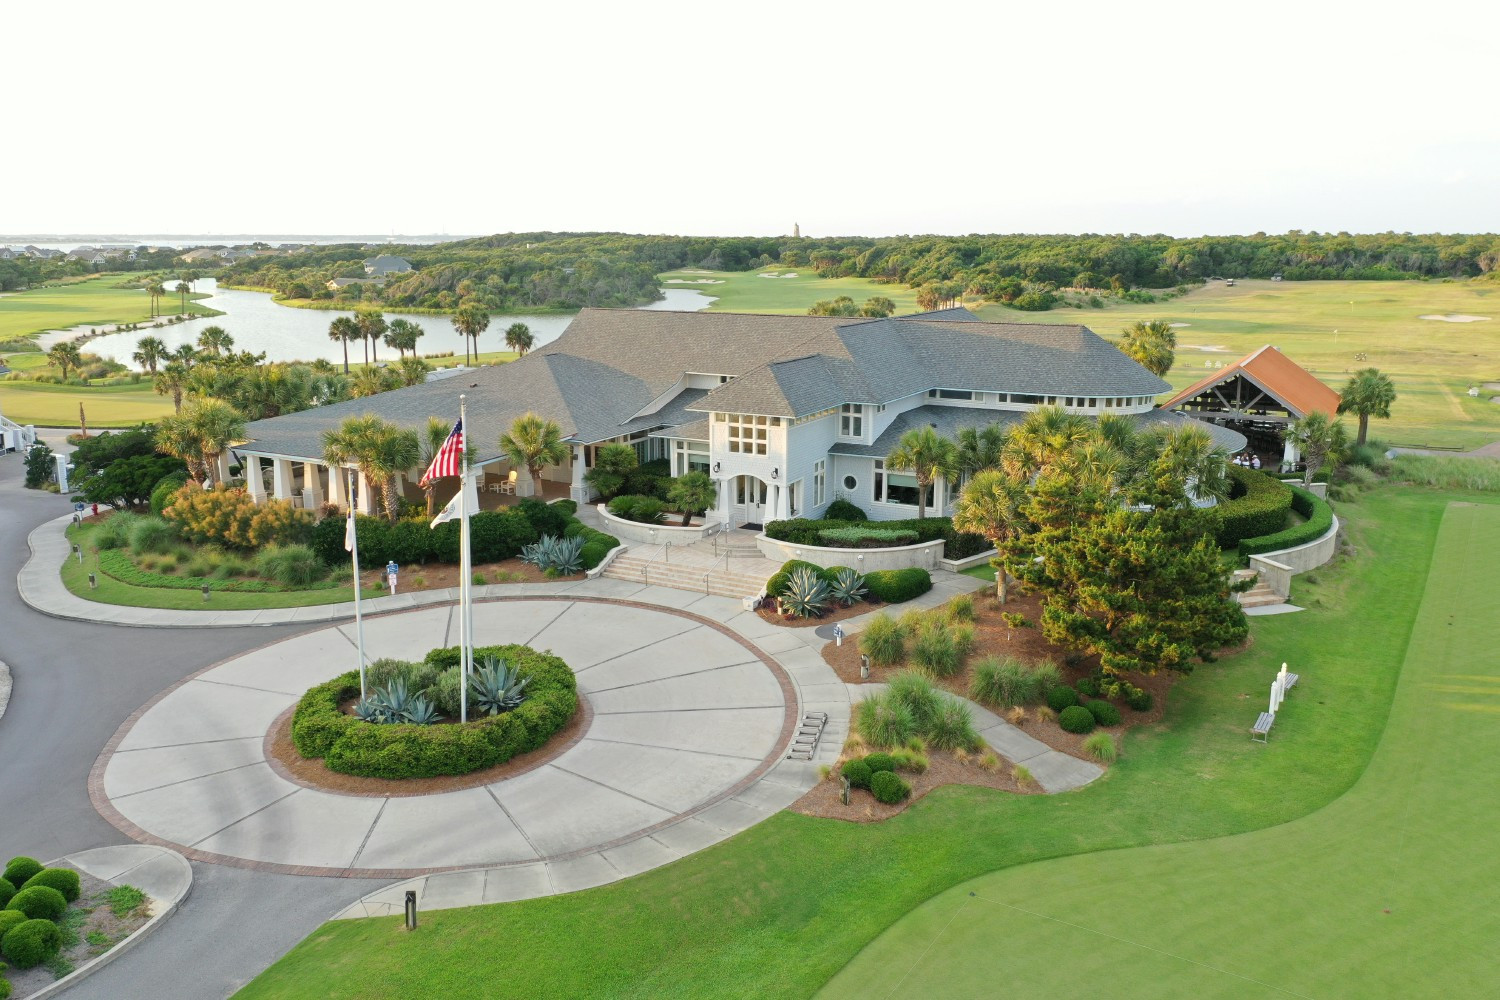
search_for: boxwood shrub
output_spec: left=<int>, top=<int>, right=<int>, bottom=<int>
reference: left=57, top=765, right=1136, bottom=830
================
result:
left=1046, top=685, right=1080, bottom=712
left=862, top=568, right=933, bottom=604
left=291, top=643, right=577, bottom=779
left=1, top=917, right=62, bottom=969
left=0, top=877, right=13, bottom=909
left=824, top=498, right=868, bottom=521
left=0, top=908, right=25, bottom=937
left=1215, top=466, right=1294, bottom=548
left=1086, top=700, right=1122, bottom=726
left=862, top=752, right=896, bottom=774
left=1, top=859, right=41, bottom=890
left=5, top=885, right=67, bottom=921
left=1238, top=486, right=1335, bottom=558
left=1058, top=705, right=1097, bottom=734
left=841, top=758, right=872, bottom=789
left=20, top=868, right=79, bottom=903
left=869, top=769, right=912, bottom=804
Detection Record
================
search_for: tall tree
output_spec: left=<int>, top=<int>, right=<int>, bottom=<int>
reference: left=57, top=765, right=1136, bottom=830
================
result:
left=356, top=310, right=387, bottom=365
left=170, top=343, right=198, bottom=368
left=156, top=398, right=246, bottom=483
left=885, top=425, right=959, bottom=520
left=504, top=322, right=534, bottom=356
left=1001, top=406, right=1094, bottom=479
left=322, top=415, right=420, bottom=522
left=1119, top=319, right=1176, bottom=376
left=47, top=341, right=82, bottom=381
left=454, top=303, right=490, bottom=365
left=154, top=361, right=190, bottom=413
left=1141, top=424, right=1231, bottom=507
left=953, top=468, right=1030, bottom=603
left=499, top=412, right=570, bottom=499
left=956, top=424, right=1008, bottom=478
left=328, top=315, right=358, bottom=374
left=175, top=280, right=190, bottom=314
left=132, top=335, right=168, bottom=374
left=1287, top=412, right=1349, bottom=487
left=385, top=318, right=424, bottom=359
left=146, top=278, right=166, bottom=318
left=1337, top=367, right=1397, bottom=446
left=197, top=325, right=233, bottom=356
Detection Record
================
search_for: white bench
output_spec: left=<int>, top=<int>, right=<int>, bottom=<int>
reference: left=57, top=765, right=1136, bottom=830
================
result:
left=1251, top=712, right=1275, bottom=743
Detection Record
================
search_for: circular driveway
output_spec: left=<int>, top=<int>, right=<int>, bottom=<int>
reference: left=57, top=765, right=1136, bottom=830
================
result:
left=92, top=598, right=795, bottom=877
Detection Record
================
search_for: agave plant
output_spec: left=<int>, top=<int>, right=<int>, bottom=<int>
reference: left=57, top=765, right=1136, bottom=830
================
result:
left=403, top=694, right=440, bottom=725
left=828, top=567, right=867, bottom=607
left=353, top=697, right=388, bottom=723
left=470, top=654, right=531, bottom=716
left=354, top=677, right=441, bottom=725
left=520, top=534, right=585, bottom=575
left=780, top=565, right=831, bottom=619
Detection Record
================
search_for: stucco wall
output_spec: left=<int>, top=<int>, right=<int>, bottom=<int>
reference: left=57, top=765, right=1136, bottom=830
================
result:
left=755, top=533, right=945, bottom=572
left=597, top=505, right=721, bottom=544
left=1249, top=514, right=1340, bottom=598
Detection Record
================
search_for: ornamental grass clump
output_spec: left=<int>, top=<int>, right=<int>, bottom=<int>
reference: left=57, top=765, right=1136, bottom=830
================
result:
left=254, top=543, right=325, bottom=587
left=911, top=625, right=961, bottom=677
left=856, top=694, right=917, bottom=749
left=969, top=656, right=1038, bottom=707
left=926, top=698, right=981, bottom=752
left=885, top=671, right=943, bottom=732
left=1083, top=731, right=1118, bottom=762
left=128, top=515, right=178, bottom=555
left=946, top=594, right=974, bottom=622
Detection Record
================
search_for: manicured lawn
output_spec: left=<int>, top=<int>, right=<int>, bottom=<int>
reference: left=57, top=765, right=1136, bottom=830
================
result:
left=62, top=521, right=379, bottom=611
left=657, top=266, right=924, bottom=315
left=236, top=486, right=1469, bottom=1000
left=0, top=379, right=174, bottom=427
left=825, top=495, right=1500, bottom=998
left=0, top=272, right=216, bottom=342
left=976, top=278, right=1500, bottom=450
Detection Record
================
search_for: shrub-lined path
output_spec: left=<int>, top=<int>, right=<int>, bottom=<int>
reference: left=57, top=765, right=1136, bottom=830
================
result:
left=825, top=499, right=1500, bottom=998
left=94, top=598, right=824, bottom=880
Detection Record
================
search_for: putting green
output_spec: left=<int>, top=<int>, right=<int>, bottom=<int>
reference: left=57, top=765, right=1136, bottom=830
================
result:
left=823, top=500, right=1500, bottom=998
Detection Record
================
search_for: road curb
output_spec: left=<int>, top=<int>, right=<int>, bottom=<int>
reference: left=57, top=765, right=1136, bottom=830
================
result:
left=0, top=659, right=11, bottom=724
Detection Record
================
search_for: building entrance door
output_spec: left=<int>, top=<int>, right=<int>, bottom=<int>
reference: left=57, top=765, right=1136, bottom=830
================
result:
left=736, top=475, right=767, bottom=525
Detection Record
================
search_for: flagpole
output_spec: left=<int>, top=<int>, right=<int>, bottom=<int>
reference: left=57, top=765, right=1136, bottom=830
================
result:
left=348, top=468, right=367, bottom=702
left=459, top=394, right=471, bottom=724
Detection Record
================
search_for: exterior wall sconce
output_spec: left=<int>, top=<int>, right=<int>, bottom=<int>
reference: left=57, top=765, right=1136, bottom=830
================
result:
left=712, top=462, right=721, bottom=473
left=771, top=468, right=779, bottom=480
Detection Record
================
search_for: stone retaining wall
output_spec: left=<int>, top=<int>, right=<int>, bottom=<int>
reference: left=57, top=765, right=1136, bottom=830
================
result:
left=755, top=533, right=946, bottom=572
left=1249, top=514, right=1340, bottom=599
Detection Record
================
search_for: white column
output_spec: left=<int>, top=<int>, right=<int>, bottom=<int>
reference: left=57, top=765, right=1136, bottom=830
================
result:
left=328, top=465, right=347, bottom=510
left=355, top=470, right=375, bottom=515
left=245, top=455, right=266, bottom=502
left=570, top=446, right=588, bottom=503
left=272, top=458, right=294, bottom=501
left=933, top=475, right=947, bottom=517
left=303, top=462, right=325, bottom=508
left=517, top=464, right=537, bottom=498
left=213, top=452, right=231, bottom=486
left=1282, top=436, right=1299, bottom=473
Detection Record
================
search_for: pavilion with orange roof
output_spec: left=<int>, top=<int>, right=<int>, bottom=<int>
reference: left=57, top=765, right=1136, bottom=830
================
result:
left=1160, top=345, right=1340, bottom=470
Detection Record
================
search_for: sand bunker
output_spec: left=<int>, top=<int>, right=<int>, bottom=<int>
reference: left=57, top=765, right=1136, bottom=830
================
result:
left=1183, top=344, right=1230, bottom=352
left=664, top=278, right=724, bottom=284
left=1482, top=383, right=1500, bottom=392
left=1169, top=322, right=1190, bottom=328
left=759, top=272, right=800, bottom=278
left=1419, top=314, right=1491, bottom=323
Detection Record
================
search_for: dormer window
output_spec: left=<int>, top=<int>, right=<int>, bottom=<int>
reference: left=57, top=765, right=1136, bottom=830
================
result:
left=840, top=404, right=863, bottom=437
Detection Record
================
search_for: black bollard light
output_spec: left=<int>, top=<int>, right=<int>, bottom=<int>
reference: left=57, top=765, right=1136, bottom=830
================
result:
left=404, top=890, right=418, bottom=931
left=88, top=573, right=97, bottom=589
left=74, top=544, right=83, bottom=564
left=201, top=584, right=211, bottom=602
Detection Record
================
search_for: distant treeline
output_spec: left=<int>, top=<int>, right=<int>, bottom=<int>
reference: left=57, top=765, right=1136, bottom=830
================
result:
left=0, top=247, right=187, bottom=291
left=212, top=231, right=1500, bottom=314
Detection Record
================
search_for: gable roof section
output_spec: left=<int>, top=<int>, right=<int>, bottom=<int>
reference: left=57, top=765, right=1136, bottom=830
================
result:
left=1160, top=345, right=1340, bottom=419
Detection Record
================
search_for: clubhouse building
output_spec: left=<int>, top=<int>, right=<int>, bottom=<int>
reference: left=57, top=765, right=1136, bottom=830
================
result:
left=234, top=307, right=1243, bottom=524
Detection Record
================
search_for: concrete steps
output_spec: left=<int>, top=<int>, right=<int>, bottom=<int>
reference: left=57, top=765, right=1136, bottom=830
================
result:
left=603, top=551, right=774, bottom=599
left=1233, top=569, right=1283, bottom=608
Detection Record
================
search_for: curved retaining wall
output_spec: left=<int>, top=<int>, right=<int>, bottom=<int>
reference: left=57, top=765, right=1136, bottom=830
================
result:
left=1249, top=514, right=1340, bottom=599
left=595, top=505, right=721, bottom=544
left=755, top=534, right=946, bottom=572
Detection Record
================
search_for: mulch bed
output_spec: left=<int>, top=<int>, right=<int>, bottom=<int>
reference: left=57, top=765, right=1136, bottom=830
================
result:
left=264, top=698, right=590, bottom=797
left=755, top=597, right=885, bottom=629
left=6, top=866, right=151, bottom=999
left=790, top=748, right=1036, bottom=823
left=361, top=559, right=584, bottom=594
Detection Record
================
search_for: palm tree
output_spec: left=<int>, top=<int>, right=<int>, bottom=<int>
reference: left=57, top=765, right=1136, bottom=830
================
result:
left=132, top=335, right=168, bottom=375
left=47, top=341, right=82, bottom=381
left=158, top=399, right=246, bottom=483
left=350, top=366, right=398, bottom=398
left=499, top=413, right=570, bottom=499
left=154, top=411, right=207, bottom=482
left=1287, top=411, right=1349, bottom=487
left=197, top=325, right=233, bottom=356
left=323, top=415, right=420, bottom=521
left=356, top=310, right=387, bottom=365
left=885, top=426, right=959, bottom=520
left=417, top=416, right=453, bottom=517
left=170, top=343, right=198, bottom=368
left=453, top=302, right=490, bottom=366
left=1119, top=319, right=1176, bottom=376
left=954, top=469, right=1030, bottom=602
left=1149, top=425, right=1230, bottom=506
left=956, top=424, right=1007, bottom=478
left=175, top=281, right=190, bottom=315
left=1337, top=368, right=1397, bottom=446
left=153, top=361, right=190, bottom=413
left=1001, top=406, right=1093, bottom=479
left=146, top=279, right=166, bottom=318
left=385, top=318, right=424, bottom=359
left=395, top=356, right=431, bottom=387
left=328, top=316, right=358, bottom=373
left=504, top=322, right=534, bottom=356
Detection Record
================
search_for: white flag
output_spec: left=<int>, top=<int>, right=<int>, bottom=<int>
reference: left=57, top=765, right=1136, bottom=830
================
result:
left=344, top=507, right=356, bottom=552
left=431, top=472, right=481, bottom=528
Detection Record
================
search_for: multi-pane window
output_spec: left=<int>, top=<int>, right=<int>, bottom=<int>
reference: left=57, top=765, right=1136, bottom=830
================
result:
left=813, top=460, right=826, bottom=506
left=840, top=404, right=863, bottom=437
left=788, top=480, right=801, bottom=517
left=674, top=440, right=710, bottom=476
left=725, top=413, right=773, bottom=455
left=873, top=459, right=921, bottom=506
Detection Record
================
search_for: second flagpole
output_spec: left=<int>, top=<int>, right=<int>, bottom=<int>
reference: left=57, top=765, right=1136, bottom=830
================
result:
left=459, top=394, right=471, bottom=724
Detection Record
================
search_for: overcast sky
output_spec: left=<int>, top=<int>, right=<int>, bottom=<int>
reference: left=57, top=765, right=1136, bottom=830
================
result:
left=6, top=0, right=1498, bottom=238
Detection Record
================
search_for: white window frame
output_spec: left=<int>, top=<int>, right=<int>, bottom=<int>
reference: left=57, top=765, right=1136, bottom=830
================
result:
left=813, top=459, right=826, bottom=506
left=788, top=479, right=802, bottom=517
left=725, top=413, right=773, bottom=455
left=839, top=404, right=863, bottom=438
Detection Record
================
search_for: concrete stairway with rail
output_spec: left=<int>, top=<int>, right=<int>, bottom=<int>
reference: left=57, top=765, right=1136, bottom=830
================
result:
left=602, top=531, right=783, bottom=600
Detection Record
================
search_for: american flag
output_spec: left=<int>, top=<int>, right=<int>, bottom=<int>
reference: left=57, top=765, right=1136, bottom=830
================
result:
left=419, top=418, right=463, bottom=487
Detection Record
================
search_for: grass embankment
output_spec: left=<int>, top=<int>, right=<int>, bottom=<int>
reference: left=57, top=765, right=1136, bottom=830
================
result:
left=61, top=520, right=378, bottom=611
left=236, top=486, right=1466, bottom=1000
left=0, top=271, right=217, bottom=342
left=826, top=495, right=1500, bottom=998
left=656, top=266, right=924, bottom=315
left=977, top=278, right=1500, bottom=450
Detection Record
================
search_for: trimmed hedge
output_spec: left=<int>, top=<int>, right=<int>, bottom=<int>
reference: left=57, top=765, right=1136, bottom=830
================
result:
left=1, top=917, right=62, bottom=969
left=21, top=868, right=79, bottom=903
left=824, top=498, right=868, bottom=521
left=863, top=568, right=932, bottom=604
left=291, top=643, right=577, bottom=779
left=1, top=860, right=41, bottom=889
left=0, top=908, right=23, bottom=937
left=311, top=508, right=537, bottom=567
left=817, top=526, right=918, bottom=548
left=5, top=885, right=66, bottom=921
left=1239, top=485, right=1335, bottom=558
left=766, top=516, right=986, bottom=559
left=1215, top=467, right=1294, bottom=548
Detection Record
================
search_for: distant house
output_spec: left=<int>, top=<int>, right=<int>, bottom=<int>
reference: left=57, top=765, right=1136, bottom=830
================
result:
left=363, top=254, right=413, bottom=278
left=25, top=246, right=62, bottom=259
left=180, top=248, right=223, bottom=263
left=0, top=248, right=18, bottom=259
left=327, top=277, right=381, bottom=290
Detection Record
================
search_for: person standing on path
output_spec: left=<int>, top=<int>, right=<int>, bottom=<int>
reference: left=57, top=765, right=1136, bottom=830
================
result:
left=386, top=560, right=399, bottom=594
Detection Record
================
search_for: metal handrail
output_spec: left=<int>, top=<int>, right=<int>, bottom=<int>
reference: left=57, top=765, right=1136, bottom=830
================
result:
left=701, top=551, right=731, bottom=594
left=640, top=541, right=672, bottom=585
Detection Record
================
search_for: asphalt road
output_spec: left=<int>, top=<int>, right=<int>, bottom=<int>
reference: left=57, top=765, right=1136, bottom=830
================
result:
left=0, top=448, right=384, bottom=999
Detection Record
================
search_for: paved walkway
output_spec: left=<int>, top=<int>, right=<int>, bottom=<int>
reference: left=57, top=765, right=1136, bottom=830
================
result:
left=96, top=596, right=848, bottom=888
left=848, top=684, right=1102, bottom=794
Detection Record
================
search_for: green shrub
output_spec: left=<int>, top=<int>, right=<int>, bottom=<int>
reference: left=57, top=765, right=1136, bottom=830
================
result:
left=516, top=497, right=569, bottom=537
left=824, top=498, right=867, bottom=521
left=1215, top=467, right=1294, bottom=547
left=5, top=885, right=66, bottom=921
left=1059, top=705, right=1096, bottom=734
left=607, top=494, right=664, bottom=524
left=128, top=515, right=178, bottom=555
left=1076, top=676, right=1100, bottom=698
left=149, top=471, right=191, bottom=516
left=0, top=906, right=25, bottom=937
left=889, top=748, right=929, bottom=773
left=254, top=544, right=325, bottom=587
left=0, top=972, right=10, bottom=999
left=950, top=623, right=975, bottom=661
left=816, top=526, right=919, bottom=548
left=856, top=693, right=916, bottom=749
left=1, top=860, right=41, bottom=890
left=946, top=594, right=974, bottom=622
left=1126, top=687, right=1154, bottom=712
left=92, top=513, right=136, bottom=550
left=926, top=698, right=980, bottom=751
left=1087, top=700, right=1122, bottom=726
left=858, top=612, right=906, bottom=666
left=765, top=560, right=827, bottom=598
left=863, top=752, right=896, bottom=774
left=885, top=671, right=943, bottom=732
left=1083, top=731, right=1118, bottom=762
left=0, top=879, right=12, bottom=910
left=1030, top=660, right=1062, bottom=693
left=840, top=758, right=872, bottom=789
left=20, top=868, right=79, bottom=903
left=1047, top=685, right=1079, bottom=712
left=550, top=498, right=578, bottom=516
left=911, top=625, right=960, bottom=677
left=869, top=769, right=911, bottom=804
left=970, top=656, right=1037, bottom=707
left=0, top=918, right=62, bottom=969
left=863, top=567, right=932, bottom=603
left=1239, top=486, right=1335, bottom=557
